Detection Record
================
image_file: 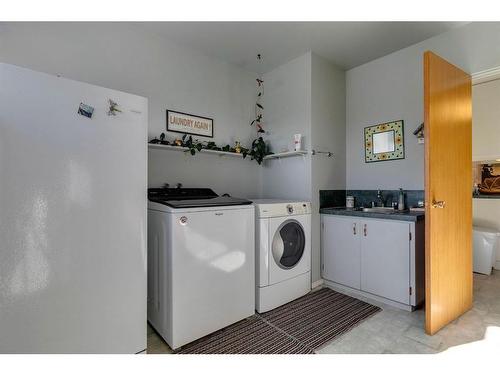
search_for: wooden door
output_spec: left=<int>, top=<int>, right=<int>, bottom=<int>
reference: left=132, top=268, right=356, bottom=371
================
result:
left=424, top=51, right=473, bottom=335
left=321, top=215, right=361, bottom=289
left=360, top=219, right=411, bottom=305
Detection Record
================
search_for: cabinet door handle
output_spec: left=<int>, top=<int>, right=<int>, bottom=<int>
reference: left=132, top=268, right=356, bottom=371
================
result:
left=363, top=224, right=367, bottom=237
left=353, top=223, right=356, bottom=235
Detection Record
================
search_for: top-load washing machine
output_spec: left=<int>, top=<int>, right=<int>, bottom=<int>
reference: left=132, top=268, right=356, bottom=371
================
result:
left=147, top=187, right=255, bottom=349
left=252, top=200, right=311, bottom=313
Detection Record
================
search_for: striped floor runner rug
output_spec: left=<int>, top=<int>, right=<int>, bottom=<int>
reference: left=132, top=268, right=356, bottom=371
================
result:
left=176, top=288, right=381, bottom=354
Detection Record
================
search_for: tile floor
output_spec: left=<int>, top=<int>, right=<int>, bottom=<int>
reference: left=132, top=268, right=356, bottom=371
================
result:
left=147, top=271, right=500, bottom=354
left=147, top=324, right=173, bottom=354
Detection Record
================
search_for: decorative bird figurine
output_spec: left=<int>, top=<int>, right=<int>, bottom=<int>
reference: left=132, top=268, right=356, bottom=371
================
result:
left=107, top=99, right=122, bottom=116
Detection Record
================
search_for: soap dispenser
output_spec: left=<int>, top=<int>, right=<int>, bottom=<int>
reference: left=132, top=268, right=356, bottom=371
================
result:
left=398, top=188, right=405, bottom=211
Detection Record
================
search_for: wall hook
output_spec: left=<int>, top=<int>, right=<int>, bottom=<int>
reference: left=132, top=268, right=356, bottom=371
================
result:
left=311, top=149, right=333, bottom=157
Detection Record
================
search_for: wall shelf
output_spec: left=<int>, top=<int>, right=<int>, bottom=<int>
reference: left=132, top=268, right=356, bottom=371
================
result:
left=148, top=143, right=310, bottom=161
left=263, top=150, right=308, bottom=160
left=148, top=143, right=244, bottom=158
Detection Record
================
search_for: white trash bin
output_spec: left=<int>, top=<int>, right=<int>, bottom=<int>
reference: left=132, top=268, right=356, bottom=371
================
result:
left=473, top=226, right=500, bottom=275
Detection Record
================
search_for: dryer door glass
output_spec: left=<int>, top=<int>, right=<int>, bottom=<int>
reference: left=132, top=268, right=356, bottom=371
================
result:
left=272, top=220, right=305, bottom=269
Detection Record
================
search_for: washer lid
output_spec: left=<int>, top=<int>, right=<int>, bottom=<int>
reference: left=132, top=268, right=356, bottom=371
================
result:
left=153, top=196, right=252, bottom=208
left=148, top=187, right=252, bottom=208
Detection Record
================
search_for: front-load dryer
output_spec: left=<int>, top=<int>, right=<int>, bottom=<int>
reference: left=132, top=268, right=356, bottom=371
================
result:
left=252, top=200, right=311, bottom=313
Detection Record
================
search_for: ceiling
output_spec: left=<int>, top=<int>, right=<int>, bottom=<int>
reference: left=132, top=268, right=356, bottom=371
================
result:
left=138, top=22, right=466, bottom=73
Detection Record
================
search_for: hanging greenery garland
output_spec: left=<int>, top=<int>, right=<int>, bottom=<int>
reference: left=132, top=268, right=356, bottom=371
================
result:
left=250, top=77, right=265, bottom=134
left=149, top=133, right=272, bottom=165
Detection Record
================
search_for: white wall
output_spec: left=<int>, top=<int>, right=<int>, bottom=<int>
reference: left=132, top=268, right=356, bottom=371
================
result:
left=0, top=23, right=348, bottom=285
left=311, top=53, right=346, bottom=282
left=472, top=79, right=500, bottom=162
left=346, top=22, right=500, bottom=190
left=0, top=22, right=261, bottom=197
left=261, top=52, right=346, bottom=283
left=0, top=24, right=347, bottom=284
left=260, top=53, right=312, bottom=201
left=472, top=78, right=500, bottom=268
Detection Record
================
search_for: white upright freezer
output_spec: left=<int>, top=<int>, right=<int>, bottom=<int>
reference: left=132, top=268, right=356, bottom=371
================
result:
left=0, top=63, right=148, bottom=353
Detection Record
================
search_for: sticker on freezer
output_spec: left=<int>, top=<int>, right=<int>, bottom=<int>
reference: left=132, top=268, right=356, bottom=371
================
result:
left=78, top=103, right=94, bottom=118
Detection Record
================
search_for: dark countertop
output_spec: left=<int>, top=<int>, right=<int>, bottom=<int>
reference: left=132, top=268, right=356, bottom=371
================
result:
left=473, top=194, right=500, bottom=199
left=320, top=207, right=425, bottom=222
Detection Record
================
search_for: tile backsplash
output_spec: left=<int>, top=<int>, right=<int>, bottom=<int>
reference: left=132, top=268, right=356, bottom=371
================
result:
left=320, top=189, right=424, bottom=209
left=319, top=190, right=346, bottom=208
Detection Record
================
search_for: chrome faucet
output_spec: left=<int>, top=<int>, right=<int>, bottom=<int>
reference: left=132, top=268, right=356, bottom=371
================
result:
left=376, top=190, right=384, bottom=207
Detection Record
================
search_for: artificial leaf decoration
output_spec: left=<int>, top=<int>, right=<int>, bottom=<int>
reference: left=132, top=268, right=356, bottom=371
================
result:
left=247, top=136, right=270, bottom=164
left=205, top=141, right=220, bottom=151
left=155, top=132, right=169, bottom=145
left=251, top=76, right=265, bottom=134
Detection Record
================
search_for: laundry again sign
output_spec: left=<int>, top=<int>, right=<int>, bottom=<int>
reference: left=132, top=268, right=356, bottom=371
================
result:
left=166, top=110, right=213, bottom=138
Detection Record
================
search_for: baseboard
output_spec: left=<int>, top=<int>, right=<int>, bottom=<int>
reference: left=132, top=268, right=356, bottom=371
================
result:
left=495, top=260, right=500, bottom=271
left=311, top=279, right=324, bottom=289
left=323, top=280, right=414, bottom=312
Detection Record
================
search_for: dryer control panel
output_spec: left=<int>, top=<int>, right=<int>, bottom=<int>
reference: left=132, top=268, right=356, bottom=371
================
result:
left=254, top=201, right=311, bottom=218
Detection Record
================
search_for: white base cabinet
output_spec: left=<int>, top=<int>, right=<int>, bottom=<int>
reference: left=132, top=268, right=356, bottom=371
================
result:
left=321, top=214, right=424, bottom=309
left=360, top=219, right=410, bottom=304
left=321, top=216, right=361, bottom=289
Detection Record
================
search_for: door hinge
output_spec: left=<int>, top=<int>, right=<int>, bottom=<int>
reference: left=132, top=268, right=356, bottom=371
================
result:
left=409, top=286, right=413, bottom=296
left=409, top=232, right=412, bottom=241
